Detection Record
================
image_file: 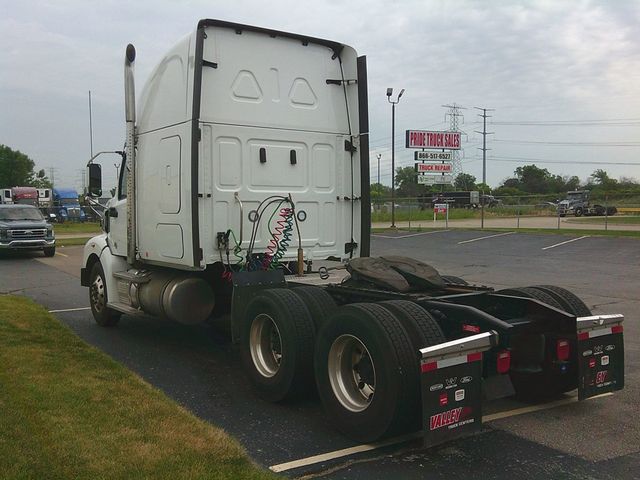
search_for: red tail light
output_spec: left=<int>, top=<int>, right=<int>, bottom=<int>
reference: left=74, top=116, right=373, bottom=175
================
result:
left=496, top=350, right=511, bottom=374
left=556, top=339, right=570, bottom=361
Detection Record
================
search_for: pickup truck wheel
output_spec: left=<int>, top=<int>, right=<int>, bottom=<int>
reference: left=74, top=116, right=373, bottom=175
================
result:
left=292, top=286, right=337, bottom=330
left=528, top=285, right=591, bottom=317
left=89, top=262, right=120, bottom=327
left=241, top=288, right=315, bottom=402
left=315, top=303, right=417, bottom=442
left=43, top=246, right=55, bottom=257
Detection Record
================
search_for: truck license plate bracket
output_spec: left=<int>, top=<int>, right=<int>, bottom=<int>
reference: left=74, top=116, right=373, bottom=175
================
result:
left=420, top=331, right=498, bottom=448
left=577, top=314, right=624, bottom=401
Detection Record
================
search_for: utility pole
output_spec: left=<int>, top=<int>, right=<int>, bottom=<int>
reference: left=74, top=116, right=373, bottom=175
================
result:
left=376, top=153, right=381, bottom=185
left=474, top=107, right=495, bottom=229
left=88, top=90, right=94, bottom=157
left=387, top=87, right=405, bottom=229
left=442, top=103, right=466, bottom=178
left=474, top=107, right=495, bottom=186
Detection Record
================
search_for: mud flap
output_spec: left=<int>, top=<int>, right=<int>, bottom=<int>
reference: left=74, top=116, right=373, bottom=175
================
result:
left=420, top=331, right=498, bottom=448
left=577, top=314, right=624, bottom=401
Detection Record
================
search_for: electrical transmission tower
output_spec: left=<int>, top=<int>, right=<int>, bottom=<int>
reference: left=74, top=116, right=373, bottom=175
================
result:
left=442, top=103, right=466, bottom=177
left=474, top=107, right=495, bottom=186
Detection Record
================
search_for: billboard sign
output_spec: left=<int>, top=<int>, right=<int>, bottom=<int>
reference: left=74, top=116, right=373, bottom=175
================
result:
left=406, top=130, right=461, bottom=150
left=415, top=151, right=452, bottom=161
left=416, top=163, right=453, bottom=173
left=417, top=174, right=454, bottom=185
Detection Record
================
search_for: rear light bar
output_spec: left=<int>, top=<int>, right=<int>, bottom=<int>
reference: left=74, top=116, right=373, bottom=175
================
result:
left=496, top=349, right=511, bottom=374
left=556, top=339, right=570, bottom=362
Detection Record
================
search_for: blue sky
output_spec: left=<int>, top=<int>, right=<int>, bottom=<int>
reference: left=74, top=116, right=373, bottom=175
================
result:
left=1, top=0, right=639, bottom=191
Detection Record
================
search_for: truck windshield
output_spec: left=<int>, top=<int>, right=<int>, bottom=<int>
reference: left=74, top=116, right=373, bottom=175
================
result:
left=0, top=207, right=44, bottom=221
left=567, top=193, right=585, bottom=200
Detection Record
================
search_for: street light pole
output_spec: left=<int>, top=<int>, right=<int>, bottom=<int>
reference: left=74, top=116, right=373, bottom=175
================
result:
left=376, top=153, right=381, bottom=185
left=387, top=87, right=405, bottom=228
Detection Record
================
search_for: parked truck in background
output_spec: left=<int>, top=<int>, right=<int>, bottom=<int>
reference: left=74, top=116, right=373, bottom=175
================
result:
left=11, top=186, right=38, bottom=206
left=37, top=188, right=52, bottom=207
left=0, top=188, right=12, bottom=204
left=80, top=20, right=625, bottom=446
left=52, top=188, right=85, bottom=222
left=557, top=190, right=617, bottom=217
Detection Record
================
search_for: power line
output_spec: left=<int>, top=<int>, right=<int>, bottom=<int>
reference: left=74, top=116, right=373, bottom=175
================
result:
left=493, top=139, right=640, bottom=146
left=488, top=155, right=638, bottom=166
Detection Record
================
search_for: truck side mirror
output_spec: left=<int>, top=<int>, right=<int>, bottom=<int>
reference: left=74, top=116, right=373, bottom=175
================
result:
left=87, top=163, right=102, bottom=197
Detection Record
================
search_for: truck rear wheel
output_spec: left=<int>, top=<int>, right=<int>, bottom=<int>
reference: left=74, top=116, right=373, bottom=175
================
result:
left=89, top=262, right=121, bottom=327
left=496, top=287, right=563, bottom=310
left=292, top=286, right=337, bottom=330
left=574, top=207, right=584, bottom=217
left=528, top=285, right=591, bottom=317
left=241, top=288, right=315, bottom=402
left=315, top=303, right=418, bottom=442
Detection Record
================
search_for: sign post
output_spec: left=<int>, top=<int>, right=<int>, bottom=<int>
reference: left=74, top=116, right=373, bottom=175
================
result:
left=434, top=203, right=449, bottom=228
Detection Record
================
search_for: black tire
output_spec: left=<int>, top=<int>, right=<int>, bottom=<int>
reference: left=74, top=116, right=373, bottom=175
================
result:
left=441, top=275, right=468, bottom=286
left=606, top=206, right=617, bottom=216
left=240, top=288, right=315, bottom=402
left=559, top=213, right=566, bottom=218
left=43, top=246, right=55, bottom=257
left=528, top=285, right=592, bottom=317
left=292, top=286, right=337, bottom=331
left=496, top=287, right=563, bottom=310
left=89, top=262, right=121, bottom=327
left=315, top=303, right=418, bottom=442
left=499, top=286, right=583, bottom=399
left=574, top=207, right=583, bottom=217
left=378, top=300, right=445, bottom=351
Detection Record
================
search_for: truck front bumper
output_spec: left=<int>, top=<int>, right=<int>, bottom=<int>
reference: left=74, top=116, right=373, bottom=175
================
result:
left=0, top=238, right=56, bottom=250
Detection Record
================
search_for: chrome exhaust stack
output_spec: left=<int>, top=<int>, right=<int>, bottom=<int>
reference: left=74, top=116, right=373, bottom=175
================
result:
left=124, top=44, right=137, bottom=265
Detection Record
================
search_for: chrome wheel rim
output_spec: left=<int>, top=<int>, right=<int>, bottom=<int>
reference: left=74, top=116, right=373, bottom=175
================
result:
left=90, top=274, right=106, bottom=313
left=249, top=313, right=282, bottom=378
left=327, top=334, right=376, bottom=412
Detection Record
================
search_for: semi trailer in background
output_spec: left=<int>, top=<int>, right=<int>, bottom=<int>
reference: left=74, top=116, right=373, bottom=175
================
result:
left=81, top=19, right=625, bottom=445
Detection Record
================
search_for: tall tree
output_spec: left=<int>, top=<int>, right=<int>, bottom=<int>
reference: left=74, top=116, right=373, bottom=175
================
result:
left=395, top=166, right=425, bottom=198
left=514, top=164, right=553, bottom=193
left=454, top=173, right=476, bottom=190
left=0, top=144, right=34, bottom=186
left=0, top=145, right=52, bottom=188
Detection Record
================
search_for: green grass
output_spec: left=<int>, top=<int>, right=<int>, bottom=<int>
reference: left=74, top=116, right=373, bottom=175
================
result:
left=566, top=216, right=640, bottom=225
left=56, top=236, right=93, bottom=246
left=52, top=222, right=102, bottom=234
left=0, top=295, right=275, bottom=480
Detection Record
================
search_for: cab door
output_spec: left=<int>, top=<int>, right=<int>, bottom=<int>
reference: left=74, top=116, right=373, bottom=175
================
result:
left=107, top=160, right=128, bottom=257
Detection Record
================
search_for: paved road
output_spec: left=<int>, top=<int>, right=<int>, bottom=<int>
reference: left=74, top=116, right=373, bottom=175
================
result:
left=1, top=232, right=638, bottom=479
left=373, top=215, right=640, bottom=231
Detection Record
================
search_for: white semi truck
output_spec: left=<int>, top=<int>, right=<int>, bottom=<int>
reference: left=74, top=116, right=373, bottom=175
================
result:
left=82, top=20, right=625, bottom=445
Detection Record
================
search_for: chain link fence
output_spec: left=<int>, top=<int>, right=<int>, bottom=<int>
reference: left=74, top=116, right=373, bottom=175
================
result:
left=371, top=192, right=640, bottom=232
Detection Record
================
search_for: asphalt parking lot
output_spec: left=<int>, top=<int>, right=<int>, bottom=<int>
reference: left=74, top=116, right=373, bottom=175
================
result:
left=1, top=230, right=639, bottom=479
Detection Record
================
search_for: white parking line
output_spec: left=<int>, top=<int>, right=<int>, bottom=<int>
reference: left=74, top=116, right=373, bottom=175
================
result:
left=457, top=231, right=515, bottom=244
left=542, top=235, right=590, bottom=251
left=268, top=432, right=421, bottom=473
left=268, top=391, right=613, bottom=473
left=372, top=230, right=450, bottom=239
left=48, top=307, right=91, bottom=313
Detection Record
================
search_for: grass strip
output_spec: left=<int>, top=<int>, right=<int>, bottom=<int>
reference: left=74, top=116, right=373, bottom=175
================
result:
left=0, top=295, right=275, bottom=480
